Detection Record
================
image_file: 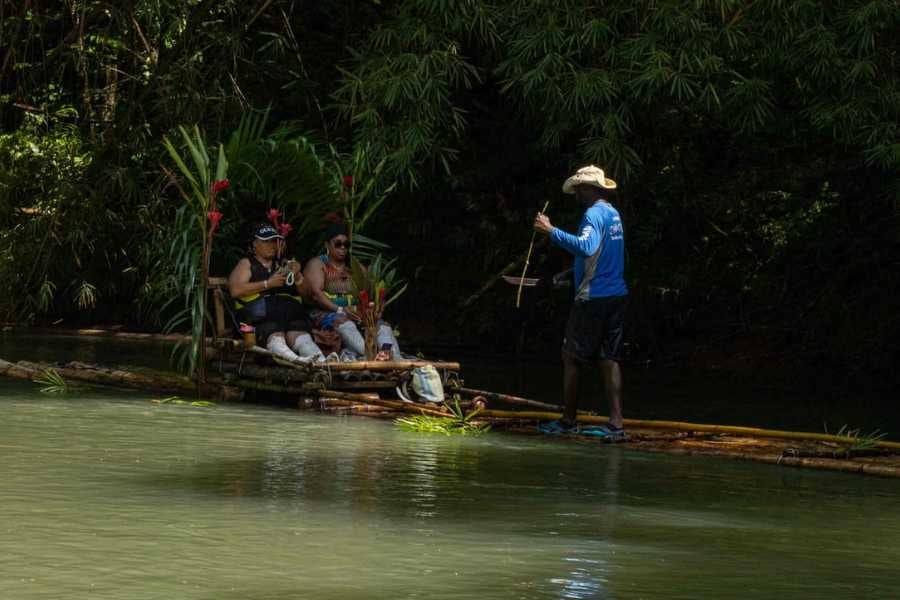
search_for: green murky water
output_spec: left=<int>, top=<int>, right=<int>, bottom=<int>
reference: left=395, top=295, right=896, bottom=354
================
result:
left=2, top=376, right=899, bottom=599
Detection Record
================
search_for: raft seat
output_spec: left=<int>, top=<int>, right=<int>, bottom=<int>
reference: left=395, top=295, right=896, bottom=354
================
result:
left=208, top=277, right=233, bottom=340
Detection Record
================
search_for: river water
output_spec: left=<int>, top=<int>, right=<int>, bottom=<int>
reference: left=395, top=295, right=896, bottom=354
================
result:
left=2, top=335, right=900, bottom=598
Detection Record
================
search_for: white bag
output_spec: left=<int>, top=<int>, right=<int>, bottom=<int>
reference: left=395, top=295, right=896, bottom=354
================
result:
left=409, top=364, right=445, bottom=403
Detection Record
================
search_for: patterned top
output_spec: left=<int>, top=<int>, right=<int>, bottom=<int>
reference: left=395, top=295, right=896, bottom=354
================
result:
left=320, top=254, right=353, bottom=296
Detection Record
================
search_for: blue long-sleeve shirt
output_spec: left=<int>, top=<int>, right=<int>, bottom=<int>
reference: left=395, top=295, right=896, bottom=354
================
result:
left=550, top=201, right=627, bottom=301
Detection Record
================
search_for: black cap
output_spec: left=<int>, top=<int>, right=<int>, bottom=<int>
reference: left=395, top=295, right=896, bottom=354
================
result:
left=253, top=224, right=283, bottom=241
left=325, top=222, right=349, bottom=241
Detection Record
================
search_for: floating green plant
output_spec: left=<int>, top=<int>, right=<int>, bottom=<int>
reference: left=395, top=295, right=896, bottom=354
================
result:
left=153, top=396, right=216, bottom=408
left=395, top=400, right=490, bottom=436
left=35, top=369, right=69, bottom=394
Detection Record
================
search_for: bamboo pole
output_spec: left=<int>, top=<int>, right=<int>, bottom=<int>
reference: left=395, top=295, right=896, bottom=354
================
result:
left=516, top=200, right=550, bottom=308
left=473, top=408, right=900, bottom=450
left=456, top=386, right=564, bottom=412
left=636, top=444, right=900, bottom=479
left=0, top=327, right=190, bottom=342
left=316, top=390, right=380, bottom=402
left=317, top=398, right=394, bottom=413
left=0, top=358, right=217, bottom=396
left=310, top=360, right=461, bottom=372
left=317, top=390, right=450, bottom=418
left=214, top=361, right=317, bottom=383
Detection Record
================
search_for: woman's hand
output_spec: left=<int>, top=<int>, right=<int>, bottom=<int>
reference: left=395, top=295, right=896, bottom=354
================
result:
left=266, top=272, right=287, bottom=289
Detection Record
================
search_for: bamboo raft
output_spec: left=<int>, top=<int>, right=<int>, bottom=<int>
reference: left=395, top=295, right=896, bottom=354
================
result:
left=3, top=352, right=900, bottom=480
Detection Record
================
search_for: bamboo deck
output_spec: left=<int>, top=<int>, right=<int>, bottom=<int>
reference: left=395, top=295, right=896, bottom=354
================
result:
left=2, top=352, right=899, bottom=479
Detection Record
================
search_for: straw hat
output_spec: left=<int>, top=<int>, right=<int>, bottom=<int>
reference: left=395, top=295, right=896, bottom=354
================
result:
left=562, top=165, right=617, bottom=194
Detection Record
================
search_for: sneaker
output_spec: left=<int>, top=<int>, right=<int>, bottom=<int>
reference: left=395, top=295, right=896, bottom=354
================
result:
left=580, top=424, right=628, bottom=442
left=339, top=349, right=359, bottom=362
left=538, top=419, right=580, bottom=435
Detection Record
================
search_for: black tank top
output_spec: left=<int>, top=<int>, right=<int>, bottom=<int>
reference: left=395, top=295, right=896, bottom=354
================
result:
left=247, top=256, right=299, bottom=298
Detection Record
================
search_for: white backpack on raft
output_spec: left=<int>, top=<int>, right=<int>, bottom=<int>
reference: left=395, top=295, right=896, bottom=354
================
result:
left=397, top=364, right=444, bottom=404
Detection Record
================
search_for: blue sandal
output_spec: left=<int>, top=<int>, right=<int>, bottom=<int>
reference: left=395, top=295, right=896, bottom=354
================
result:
left=580, top=424, right=628, bottom=442
left=537, top=419, right=580, bottom=435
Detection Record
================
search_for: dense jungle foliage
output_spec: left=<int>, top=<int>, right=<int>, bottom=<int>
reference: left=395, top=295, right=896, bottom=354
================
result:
left=1, top=1, right=898, bottom=386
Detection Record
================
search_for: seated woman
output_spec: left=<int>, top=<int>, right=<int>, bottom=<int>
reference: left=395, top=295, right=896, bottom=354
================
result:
left=303, top=223, right=402, bottom=361
left=228, top=223, right=327, bottom=363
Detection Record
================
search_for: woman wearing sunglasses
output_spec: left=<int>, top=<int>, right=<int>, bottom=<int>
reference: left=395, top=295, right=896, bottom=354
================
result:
left=303, top=222, right=402, bottom=361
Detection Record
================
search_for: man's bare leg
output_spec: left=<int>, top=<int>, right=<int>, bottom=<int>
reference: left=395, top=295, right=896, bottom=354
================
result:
left=599, top=359, right=624, bottom=428
left=562, top=353, right=581, bottom=425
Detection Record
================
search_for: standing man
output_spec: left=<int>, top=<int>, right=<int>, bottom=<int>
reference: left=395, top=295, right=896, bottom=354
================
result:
left=533, top=165, right=627, bottom=440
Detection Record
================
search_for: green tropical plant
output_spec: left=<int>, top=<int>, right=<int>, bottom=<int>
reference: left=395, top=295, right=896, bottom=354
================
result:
left=345, top=253, right=408, bottom=359
left=35, top=369, right=69, bottom=394
left=395, top=400, right=490, bottom=436
left=162, top=125, right=229, bottom=379
left=834, top=425, right=889, bottom=453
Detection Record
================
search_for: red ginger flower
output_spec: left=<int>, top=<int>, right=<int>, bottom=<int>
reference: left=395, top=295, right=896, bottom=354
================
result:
left=342, top=175, right=354, bottom=188
left=207, top=210, right=223, bottom=234
left=277, top=222, right=293, bottom=237
left=266, top=208, right=282, bottom=226
left=211, top=179, right=230, bottom=193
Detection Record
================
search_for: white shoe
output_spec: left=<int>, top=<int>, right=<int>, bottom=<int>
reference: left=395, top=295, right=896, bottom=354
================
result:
left=339, top=350, right=360, bottom=362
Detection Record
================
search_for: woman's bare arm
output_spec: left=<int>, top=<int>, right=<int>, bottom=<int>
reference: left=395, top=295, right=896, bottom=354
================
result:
left=228, top=258, right=285, bottom=298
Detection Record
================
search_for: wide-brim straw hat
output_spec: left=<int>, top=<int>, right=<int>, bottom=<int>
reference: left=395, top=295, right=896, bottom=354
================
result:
left=562, top=165, right=617, bottom=194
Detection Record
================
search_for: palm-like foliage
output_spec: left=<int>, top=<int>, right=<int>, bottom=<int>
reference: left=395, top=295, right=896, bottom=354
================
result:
left=226, top=109, right=336, bottom=244
left=395, top=400, right=491, bottom=436
left=348, top=254, right=408, bottom=317
left=225, top=109, right=396, bottom=260
left=162, top=125, right=229, bottom=378
left=36, top=369, right=69, bottom=394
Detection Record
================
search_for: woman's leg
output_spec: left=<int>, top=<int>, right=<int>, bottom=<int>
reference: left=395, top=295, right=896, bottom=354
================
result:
left=266, top=332, right=303, bottom=362
left=286, top=330, right=325, bottom=362
left=377, top=321, right=402, bottom=360
left=336, top=319, right=366, bottom=356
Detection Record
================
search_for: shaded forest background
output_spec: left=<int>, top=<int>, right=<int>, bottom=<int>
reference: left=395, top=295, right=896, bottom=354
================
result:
left=1, top=1, right=898, bottom=388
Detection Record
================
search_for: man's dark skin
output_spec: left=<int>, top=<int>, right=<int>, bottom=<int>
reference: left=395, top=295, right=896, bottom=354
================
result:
left=533, top=184, right=624, bottom=428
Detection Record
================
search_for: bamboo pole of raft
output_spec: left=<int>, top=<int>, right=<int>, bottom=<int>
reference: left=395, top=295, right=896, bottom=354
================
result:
left=517, top=200, right=549, bottom=308
left=316, top=398, right=394, bottom=413
left=474, top=409, right=900, bottom=451
left=635, top=444, right=900, bottom=479
left=316, top=390, right=380, bottom=402
left=0, top=327, right=191, bottom=342
left=456, top=387, right=565, bottom=412
left=317, top=390, right=451, bottom=418
left=310, top=360, right=460, bottom=372
left=0, top=358, right=218, bottom=396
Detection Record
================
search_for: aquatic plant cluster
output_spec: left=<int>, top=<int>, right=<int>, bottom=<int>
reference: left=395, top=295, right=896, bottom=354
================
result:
left=395, top=400, right=491, bottom=436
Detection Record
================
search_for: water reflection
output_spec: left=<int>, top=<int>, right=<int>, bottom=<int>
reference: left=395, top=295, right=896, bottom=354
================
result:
left=3, top=394, right=900, bottom=599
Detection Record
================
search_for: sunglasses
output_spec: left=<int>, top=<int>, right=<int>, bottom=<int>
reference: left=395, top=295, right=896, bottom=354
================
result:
left=332, top=240, right=351, bottom=249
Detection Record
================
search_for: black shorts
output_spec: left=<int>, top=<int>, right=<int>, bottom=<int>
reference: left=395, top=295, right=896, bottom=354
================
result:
left=239, top=296, right=310, bottom=345
left=562, top=295, right=626, bottom=363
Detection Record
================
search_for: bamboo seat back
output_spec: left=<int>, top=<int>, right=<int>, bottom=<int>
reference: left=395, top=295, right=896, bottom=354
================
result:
left=208, top=277, right=230, bottom=339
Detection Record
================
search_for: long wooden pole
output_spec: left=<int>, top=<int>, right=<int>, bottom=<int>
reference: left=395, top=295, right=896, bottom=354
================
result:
left=310, top=360, right=461, bottom=372
left=456, top=386, right=563, bottom=412
left=516, top=200, right=549, bottom=308
left=473, top=408, right=900, bottom=450
left=318, top=390, right=450, bottom=418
